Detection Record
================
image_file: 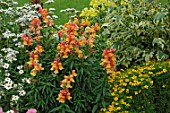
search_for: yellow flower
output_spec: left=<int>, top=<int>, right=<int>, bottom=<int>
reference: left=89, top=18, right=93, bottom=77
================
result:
left=122, top=82, right=127, bottom=86
left=114, top=97, right=118, bottom=101
left=111, top=92, right=116, bottom=96
left=125, top=79, right=129, bottom=82
left=143, top=85, right=149, bottom=89
left=125, top=103, right=130, bottom=107
left=101, top=5, right=105, bottom=11
left=108, top=105, right=114, bottom=112
left=131, top=75, right=137, bottom=79
left=134, top=91, right=138, bottom=95
left=126, top=89, right=129, bottom=93
left=126, top=96, right=133, bottom=99
left=100, top=108, right=106, bottom=112
left=120, top=99, right=126, bottom=105
left=117, top=107, right=121, bottom=110
left=163, top=69, right=167, bottom=73
left=119, top=88, right=125, bottom=93
left=162, top=85, right=166, bottom=88
left=127, top=71, right=132, bottom=74
left=150, top=81, right=154, bottom=85
left=148, top=71, right=153, bottom=74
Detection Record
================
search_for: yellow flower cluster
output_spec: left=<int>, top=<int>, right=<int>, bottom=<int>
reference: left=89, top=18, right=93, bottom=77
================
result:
left=80, top=0, right=137, bottom=20
left=100, top=60, right=170, bottom=112
left=80, top=0, right=114, bottom=20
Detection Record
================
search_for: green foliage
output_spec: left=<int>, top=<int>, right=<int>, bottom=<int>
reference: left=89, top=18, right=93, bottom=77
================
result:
left=101, top=0, right=170, bottom=69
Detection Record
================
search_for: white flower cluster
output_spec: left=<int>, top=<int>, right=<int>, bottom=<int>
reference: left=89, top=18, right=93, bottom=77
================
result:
left=0, top=76, right=26, bottom=102
left=15, top=4, right=41, bottom=27
left=2, top=29, right=16, bottom=39
left=17, top=65, right=24, bottom=74
left=60, top=8, right=80, bottom=19
left=1, top=48, right=19, bottom=63
left=22, top=78, right=31, bottom=84
left=45, top=0, right=54, bottom=4
left=2, top=77, right=13, bottom=90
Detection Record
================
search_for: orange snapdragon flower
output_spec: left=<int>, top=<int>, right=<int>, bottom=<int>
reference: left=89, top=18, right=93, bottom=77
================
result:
left=21, top=34, right=32, bottom=46
left=30, top=63, right=44, bottom=76
left=57, top=41, right=72, bottom=58
left=75, top=47, right=83, bottom=59
left=77, top=37, right=87, bottom=46
left=29, top=18, right=42, bottom=35
left=80, top=19, right=90, bottom=27
left=27, top=45, right=44, bottom=76
left=39, top=7, right=48, bottom=19
left=64, top=21, right=78, bottom=36
left=57, top=88, right=72, bottom=103
left=101, top=48, right=116, bottom=74
left=57, top=70, right=77, bottom=103
left=51, top=58, right=64, bottom=74
left=38, top=7, right=54, bottom=26
left=34, top=35, right=42, bottom=41
left=34, top=45, right=44, bottom=54
left=65, top=34, right=77, bottom=46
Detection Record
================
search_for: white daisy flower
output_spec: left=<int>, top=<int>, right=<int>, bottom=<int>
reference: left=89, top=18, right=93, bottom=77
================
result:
left=6, top=110, right=15, bottom=113
left=11, top=95, right=19, bottom=101
left=4, top=83, right=12, bottom=90
left=3, top=63, right=9, bottom=69
left=5, top=77, right=11, bottom=82
left=18, top=90, right=26, bottom=96
left=19, top=70, right=24, bottom=74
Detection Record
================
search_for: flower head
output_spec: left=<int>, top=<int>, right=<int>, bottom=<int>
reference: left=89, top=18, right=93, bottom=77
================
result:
left=0, top=107, right=4, bottom=113
left=26, top=109, right=37, bottom=113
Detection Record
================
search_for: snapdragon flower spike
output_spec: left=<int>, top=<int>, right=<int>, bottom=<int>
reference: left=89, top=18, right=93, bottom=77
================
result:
left=34, top=45, right=44, bottom=54
left=38, top=6, right=54, bottom=26
left=71, top=70, right=77, bottom=77
left=60, top=79, right=72, bottom=88
left=80, top=19, right=90, bottom=28
left=51, top=58, right=64, bottom=74
left=34, top=35, right=42, bottom=41
left=21, top=34, right=32, bottom=46
left=82, top=23, right=100, bottom=47
left=29, top=18, right=42, bottom=29
left=57, top=70, right=77, bottom=103
left=60, top=70, right=77, bottom=88
left=27, top=46, right=44, bottom=76
left=77, top=37, right=87, bottom=46
left=65, top=34, right=77, bottom=46
left=39, top=7, right=48, bottom=19
left=29, top=18, right=42, bottom=35
left=101, top=48, right=116, bottom=74
left=57, top=41, right=72, bottom=58
left=75, top=47, right=83, bottom=59
left=27, top=52, right=39, bottom=67
left=60, top=73, right=76, bottom=88
left=30, top=63, right=44, bottom=76
left=57, top=88, right=72, bottom=103
left=64, top=19, right=79, bottom=36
